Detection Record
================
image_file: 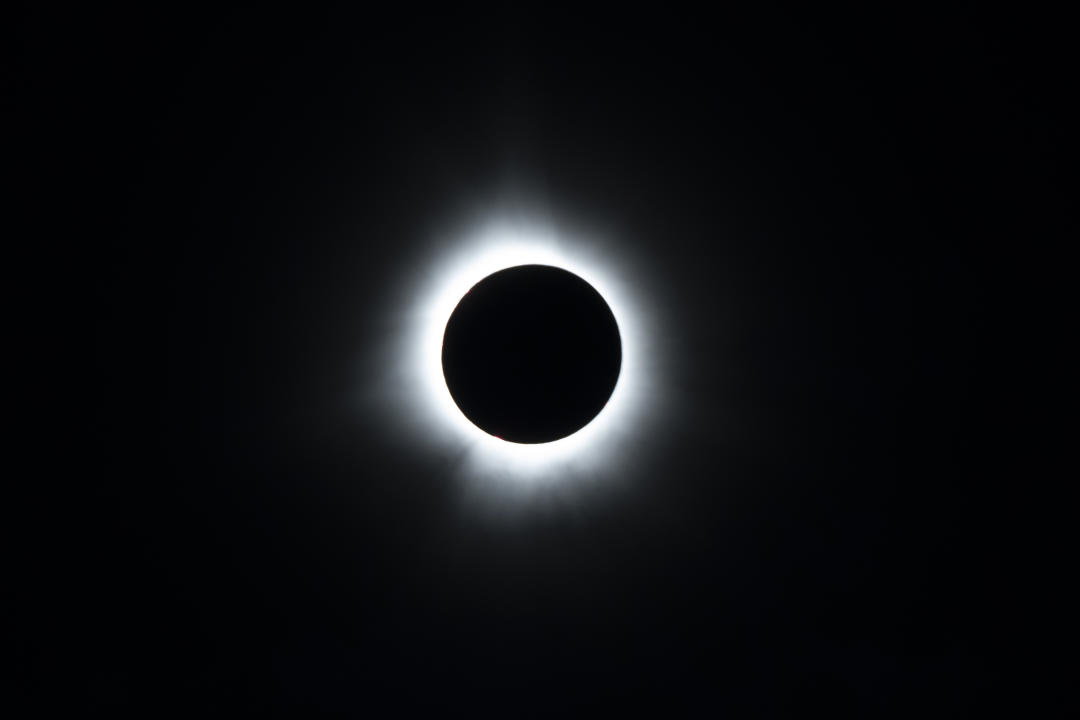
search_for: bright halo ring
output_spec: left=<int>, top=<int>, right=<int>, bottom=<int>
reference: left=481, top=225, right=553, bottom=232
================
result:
left=394, top=215, right=657, bottom=492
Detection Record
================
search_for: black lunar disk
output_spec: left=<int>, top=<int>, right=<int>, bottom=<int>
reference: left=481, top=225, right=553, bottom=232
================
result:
left=441, top=265, right=622, bottom=444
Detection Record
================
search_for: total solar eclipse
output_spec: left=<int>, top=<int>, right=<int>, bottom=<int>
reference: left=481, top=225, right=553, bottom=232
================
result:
left=441, top=264, right=622, bottom=444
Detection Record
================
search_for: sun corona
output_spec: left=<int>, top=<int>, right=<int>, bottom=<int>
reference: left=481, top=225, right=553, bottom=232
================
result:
left=382, top=214, right=661, bottom=498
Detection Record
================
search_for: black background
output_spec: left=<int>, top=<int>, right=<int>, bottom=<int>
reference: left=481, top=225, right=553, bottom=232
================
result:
left=19, top=4, right=1065, bottom=715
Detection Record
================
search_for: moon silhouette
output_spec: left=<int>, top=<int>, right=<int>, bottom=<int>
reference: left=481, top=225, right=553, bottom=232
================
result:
left=441, top=264, right=622, bottom=444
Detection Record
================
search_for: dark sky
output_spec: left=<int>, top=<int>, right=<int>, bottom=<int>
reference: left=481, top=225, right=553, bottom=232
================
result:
left=21, top=5, right=1064, bottom=715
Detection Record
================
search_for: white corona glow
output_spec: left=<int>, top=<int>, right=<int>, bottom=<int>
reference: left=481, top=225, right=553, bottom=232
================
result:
left=379, top=212, right=663, bottom=503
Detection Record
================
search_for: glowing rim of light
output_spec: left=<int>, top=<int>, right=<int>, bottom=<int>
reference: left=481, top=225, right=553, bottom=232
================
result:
left=408, top=218, right=651, bottom=485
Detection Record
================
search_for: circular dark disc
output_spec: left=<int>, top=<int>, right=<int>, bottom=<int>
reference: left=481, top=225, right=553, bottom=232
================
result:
left=441, top=264, right=622, bottom=444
